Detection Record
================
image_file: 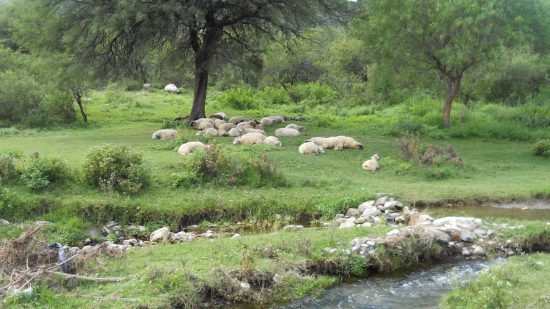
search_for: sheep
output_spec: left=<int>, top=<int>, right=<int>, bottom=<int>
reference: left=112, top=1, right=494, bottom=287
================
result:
left=152, top=129, right=178, bottom=140
left=178, top=141, right=206, bottom=155
left=196, top=127, right=218, bottom=137
left=194, top=122, right=214, bottom=130
left=233, top=133, right=266, bottom=145
left=306, top=137, right=337, bottom=149
left=243, top=128, right=266, bottom=135
left=260, top=117, right=274, bottom=127
left=362, top=154, right=380, bottom=171
left=212, top=119, right=226, bottom=129
left=275, top=128, right=300, bottom=137
left=164, top=84, right=180, bottom=93
left=209, top=112, right=226, bottom=120
left=270, top=116, right=285, bottom=124
left=227, top=128, right=241, bottom=137
left=299, top=142, right=324, bottom=155
left=218, top=123, right=236, bottom=136
left=237, top=120, right=260, bottom=129
left=335, top=136, right=364, bottom=149
left=263, top=136, right=282, bottom=147
left=229, top=116, right=246, bottom=125
left=285, top=124, right=304, bottom=131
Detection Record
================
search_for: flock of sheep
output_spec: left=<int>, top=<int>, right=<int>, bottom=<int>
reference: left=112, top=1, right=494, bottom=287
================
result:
left=152, top=112, right=380, bottom=171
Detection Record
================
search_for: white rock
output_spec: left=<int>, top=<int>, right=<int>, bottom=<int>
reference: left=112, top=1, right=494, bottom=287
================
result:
left=361, top=222, right=373, bottom=228
left=335, top=218, right=347, bottom=224
left=460, top=230, right=476, bottom=242
left=164, top=84, right=179, bottom=93
left=240, top=282, right=251, bottom=290
left=361, top=207, right=381, bottom=218
left=339, top=218, right=357, bottom=229
left=375, top=196, right=390, bottom=206
left=150, top=227, right=171, bottom=243
left=462, top=246, right=473, bottom=256
left=472, top=245, right=486, bottom=256
left=387, top=229, right=400, bottom=236
left=204, top=230, right=215, bottom=238
left=355, top=217, right=369, bottom=224
left=346, top=208, right=361, bottom=217
left=122, top=239, right=138, bottom=246
left=432, top=217, right=482, bottom=231
left=232, top=233, right=241, bottom=238
left=357, top=201, right=375, bottom=213
left=283, top=225, right=304, bottom=231
left=0, top=218, right=9, bottom=225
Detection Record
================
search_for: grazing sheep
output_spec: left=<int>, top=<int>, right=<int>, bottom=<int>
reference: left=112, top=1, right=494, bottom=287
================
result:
left=362, top=154, right=380, bottom=171
left=335, top=136, right=364, bottom=149
left=263, top=136, right=282, bottom=147
left=194, top=122, right=214, bottom=130
left=275, top=128, right=300, bottom=137
left=243, top=128, right=266, bottom=135
left=212, top=119, right=225, bottom=129
left=178, top=141, right=206, bottom=156
left=285, top=124, right=304, bottom=131
left=227, top=128, right=241, bottom=137
left=152, top=129, right=178, bottom=140
left=164, top=84, right=180, bottom=93
left=229, top=116, right=246, bottom=125
left=260, top=117, right=274, bottom=127
left=196, top=127, right=218, bottom=137
left=299, top=142, right=324, bottom=155
left=233, top=133, right=266, bottom=145
left=209, top=112, right=226, bottom=120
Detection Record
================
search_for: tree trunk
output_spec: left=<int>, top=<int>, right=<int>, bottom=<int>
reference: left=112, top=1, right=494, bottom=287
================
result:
left=441, top=76, right=461, bottom=129
left=73, top=90, right=88, bottom=123
left=190, top=63, right=208, bottom=120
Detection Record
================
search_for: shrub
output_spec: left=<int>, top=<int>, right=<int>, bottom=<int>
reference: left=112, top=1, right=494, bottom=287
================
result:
left=21, top=156, right=70, bottom=191
left=0, top=152, right=21, bottom=182
left=172, top=144, right=287, bottom=188
left=216, top=87, right=259, bottom=110
left=395, top=132, right=420, bottom=161
left=258, top=86, right=292, bottom=106
left=287, top=82, right=338, bottom=106
left=533, top=139, right=550, bottom=157
left=83, top=144, right=149, bottom=193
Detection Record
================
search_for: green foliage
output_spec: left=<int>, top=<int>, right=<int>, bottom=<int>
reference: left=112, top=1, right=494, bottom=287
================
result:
left=51, top=216, right=90, bottom=246
left=216, top=86, right=260, bottom=110
left=21, top=156, right=69, bottom=191
left=259, top=86, right=293, bottom=106
left=0, top=151, right=21, bottom=182
left=287, top=82, right=338, bottom=106
left=83, top=144, right=149, bottom=193
left=533, top=139, right=550, bottom=157
left=172, top=144, right=287, bottom=188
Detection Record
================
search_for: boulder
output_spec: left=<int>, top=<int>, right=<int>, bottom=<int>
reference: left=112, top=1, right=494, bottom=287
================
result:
left=346, top=208, right=361, bottom=217
left=459, top=230, right=476, bottom=242
left=0, top=218, right=9, bottom=225
left=354, top=216, right=369, bottom=224
left=472, top=245, right=486, bottom=256
left=432, top=217, right=482, bottom=231
left=122, top=239, right=139, bottom=246
left=361, top=207, right=381, bottom=218
left=357, top=201, right=375, bottom=213
left=425, top=227, right=451, bottom=243
left=339, top=218, right=357, bottom=229
left=375, top=196, right=390, bottom=206
left=387, top=229, right=400, bottom=236
left=164, top=84, right=180, bottom=93
left=143, top=83, right=151, bottom=90
left=150, top=227, right=171, bottom=243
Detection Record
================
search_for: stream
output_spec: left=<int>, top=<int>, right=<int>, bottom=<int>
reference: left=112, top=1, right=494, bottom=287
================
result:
left=276, top=259, right=497, bottom=309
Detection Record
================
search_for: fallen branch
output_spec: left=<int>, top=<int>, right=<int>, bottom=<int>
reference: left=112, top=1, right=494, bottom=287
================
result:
left=51, top=272, right=125, bottom=283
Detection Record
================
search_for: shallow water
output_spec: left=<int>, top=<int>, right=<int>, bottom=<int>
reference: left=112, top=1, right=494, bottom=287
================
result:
left=275, top=259, right=495, bottom=309
left=424, top=201, right=550, bottom=221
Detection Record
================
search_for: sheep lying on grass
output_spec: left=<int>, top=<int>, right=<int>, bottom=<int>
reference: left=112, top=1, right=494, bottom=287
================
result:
left=362, top=154, right=380, bottom=171
left=209, top=112, right=226, bottom=120
left=263, top=136, right=282, bottom=147
left=178, top=141, right=206, bottom=155
left=218, top=123, right=236, bottom=136
left=194, top=122, right=214, bottom=130
left=275, top=128, right=300, bottom=137
left=260, top=117, right=274, bottom=127
left=227, top=128, right=241, bottom=137
left=229, top=116, right=246, bottom=125
left=299, top=142, right=324, bottom=155
left=233, top=133, right=266, bottom=145
left=335, top=136, right=363, bottom=149
left=152, top=129, right=178, bottom=140
left=196, top=128, right=218, bottom=137
left=164, top=84, right=179, bottom=93
left=243, top=128, right=266, bottom=135
left=285, top=124, right=304, bottom=131
left=307, top=136, right=363, bottom=150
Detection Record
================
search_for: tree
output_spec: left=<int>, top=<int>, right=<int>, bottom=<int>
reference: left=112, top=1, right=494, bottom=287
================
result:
left=357, top=0, right=546, bottom=128
left=26, top=0, right=344, bottom=120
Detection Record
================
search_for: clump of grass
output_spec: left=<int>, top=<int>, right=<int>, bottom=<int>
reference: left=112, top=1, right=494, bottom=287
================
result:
left=532, top=139, right=550, bottom=157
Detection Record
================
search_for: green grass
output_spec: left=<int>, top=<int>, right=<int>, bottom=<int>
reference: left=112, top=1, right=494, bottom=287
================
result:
left=441, top=253, right=550, bottom=309
left=0, top=88, right=549, bottom=232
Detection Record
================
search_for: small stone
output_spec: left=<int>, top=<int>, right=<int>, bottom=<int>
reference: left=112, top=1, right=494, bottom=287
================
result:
left=324, top=247, right=337, bottom=254
left=384, top=209, right=395, bottom=214
left=383, top=201, right=398, bottom=211
left=0, top=218, right=9, bottom=225
left=462, top=246, right=473, bottom=256
left=346, top=208, right=361, bottom=217
left=366, top=240, right=376, bottom=247
left=273, top=274, right=284, bottom=284
left=84, top=238, right=92, bottom=245
left=358, top=201, right=375, bottom=213
left=204, top=230, right=215, bottom=238
left=275, top=214, right=283, bottom=220
left=361, top=222, right=373, bottom=228
left=395, top=216, right=406, bottom=224
left=232, top=233, right=241, bottom=238
left=335, top=218, right=347, bottom=224
left=472, top=245, right=485, bottom=256
left=122, top=239, right=138, bottom=246
left=283, top=225, right=304, bottom=231
left=460, top=230, right=476, bottom=242
left=339, top=218, right=356, bottom=229
left=387, top=229, right=400, bottom=236
left=521, top=207, right=528, bottom=210
left=239, top=282, right=250, bottom=290
left=361, top=208, right=381, bottom=218
left=150, top=227, right=171, bottom=243
left=334, top=214, right=345, bottom=220
left=186, top=225, right=199, bottom=231
left=355, top=217, right=369, bottom=224
left=375, top=196, right=390, bottom=206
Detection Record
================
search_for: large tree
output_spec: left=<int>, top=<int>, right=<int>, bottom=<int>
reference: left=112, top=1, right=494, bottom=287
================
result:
left=27, top=0, right=344, bottom=120
left=358, top=0, right=546, bottom=128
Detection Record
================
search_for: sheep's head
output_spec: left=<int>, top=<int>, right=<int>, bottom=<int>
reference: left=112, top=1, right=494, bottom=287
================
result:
left=356, top=142, right=364, bottom=149
left=276, top=141, right=283, bottom=147
left=318, top=146, right=325, bottom=153
left=372, top=154, right=380, bottom=161
left=152, top=132, right=160, bottom=140
left=232, top=138, right=241, bottom=145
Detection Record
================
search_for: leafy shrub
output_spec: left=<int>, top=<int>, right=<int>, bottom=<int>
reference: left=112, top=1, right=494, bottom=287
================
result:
left=217, top=86, right=259, bottom=110
left=83, top=144, right=149, bottom=193
left=533, top=139, right=550, bottom=157
left=172, top=144, right=287, bottom=188
left=21, top=157, right=69, bottom=191
left=389, top=121, right=425, bottom=136
left=395, top=132, right=420, bottom=161
left=0, top=152, right=21, bottom=182
left=258, top=86, right=292, bottom=106
left=287, top=82, right=338, bottom=106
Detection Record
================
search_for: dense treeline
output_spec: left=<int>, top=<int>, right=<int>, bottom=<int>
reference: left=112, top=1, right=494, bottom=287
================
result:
left=0, top=0, right=549, bottom=128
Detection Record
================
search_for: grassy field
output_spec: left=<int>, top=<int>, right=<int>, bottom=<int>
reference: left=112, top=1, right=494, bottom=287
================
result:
left=0, top=89, right=549, bottom=232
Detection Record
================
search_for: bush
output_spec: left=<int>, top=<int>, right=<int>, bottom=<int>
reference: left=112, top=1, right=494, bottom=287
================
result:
left=287, top=82, right=338, bottom=106
left=258, top=86, right=292, bottom=106
left=216, top=86, right=259, bottom=110
left=83, top=144, right=149, bottom=193
left=533, top=139, right=550, bottom=157
left=21, top=156, right=70, bottom=191
left=0, top=151, right=21, bottom=182
left=172, top=144, right=287, bottom=188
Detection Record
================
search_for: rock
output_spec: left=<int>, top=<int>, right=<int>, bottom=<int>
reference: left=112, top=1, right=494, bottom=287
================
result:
left=521, top=207, right=528, bottom=210
left=361, top=207, right=381, bottom=218
left=150, top=227, right=171, bottom=243
left=361, top=222, right=373, bottom=227
left=372, top=216, right=382, bottom=224
left=239, top=282, right=251, bottom=291
left=186, top=225, right=199, bottom=231
left=472, top=245, right=486, bottom=256
left=366, top=240, right=376, bottom=247
left=354, top=216, right=369, bottom=224
left=462, top=246, right=473, bottom=256
left=395, top=216, right=406, bottom=224
left=335, top=218, right=347, bottom=224
left=0, top=218, right=9, bottom=225
left=426, top=227, right=451, bottom=243
left=460, top=230, right=476, bottom=242
left=375, top=196, right=390, bottom=206
left=273, top=274, right=284, bottom=284
left=387, top=213, right=400, bottom=221
left=283, top=225, right=304, bottom=231
left=432, top=217, right=482, bottom=231
left=324, top=247, right=337, bottom=254
left=358, top=201, right=375, bottom=213
left=383, top=200, right=398, bottom=211
left=339, top=218, right=357, bottom=229
left=384, top=209, right=395, bottom=214
left=275, top=214, right=282, bottom=220
left=232, top=233, right=241, bottom=238
left=334, top=214, right=345, bottom=220
left=84, top=238, right=92, bottom=245
left=346, top=208, right=361, bottom=217
left=35, top=221, right=53, bottom=226
left=122, top=239, right=138, bottom=246
left=387, top=229, right=400, bottom=236
left=474, top=228, right=493, bottom=238
left=416, top=214, right=434, bottom=225
left=81, top=245, right=93, bottom=253
left=106, top=221, right=117, bottom=228
left=164, top=84, right=180, bottom=93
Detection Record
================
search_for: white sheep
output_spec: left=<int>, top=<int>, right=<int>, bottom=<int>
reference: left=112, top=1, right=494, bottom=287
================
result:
left=229, top=116, right=246, bottom=125
left=271, top=115, right=285, bottom=123
left=212, top=119, right=225, bottom=129
left=260, top=117, right=274, bottom=127
left=299, top=142, right=324, bottom=155
left=263, top=136, right=282, bottom=147
left=194, top=122, right=214, bottom=130
left=164, top=84, right=180, bottom=93
left=285, top=124, right=304, bottom=131
left=243, top=128, right=266, bottom=135
left=233, top=132, right=266, bottom=145
left=218, top=123, right=236, bottom=136
left=209, top=112, right=226, bottom=120
left=196, top=127, right=218, bottom=137
left=178, top=141, right=206, bottom=155
left=335, top=136, right=364, bottom=150
left=275, top=128, right=300, bottom=137
left=362, top=154, right=380, bottom=171
left=152, top=129, right=178, bottom=140
left=227, top=128, right=241, bottom=137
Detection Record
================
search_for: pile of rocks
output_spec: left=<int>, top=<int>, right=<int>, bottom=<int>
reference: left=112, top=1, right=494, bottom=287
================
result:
left=148, top=226, right=230, bottom=244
